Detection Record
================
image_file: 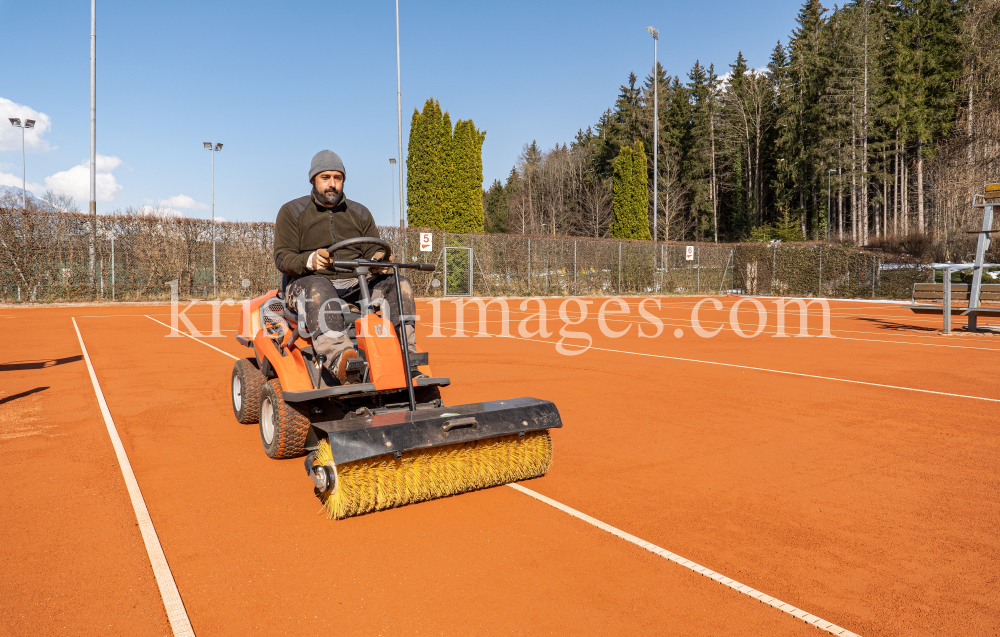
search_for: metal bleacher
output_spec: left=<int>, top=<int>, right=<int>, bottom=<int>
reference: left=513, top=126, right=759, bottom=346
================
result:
left=902, top=183, right=1000, bottom=333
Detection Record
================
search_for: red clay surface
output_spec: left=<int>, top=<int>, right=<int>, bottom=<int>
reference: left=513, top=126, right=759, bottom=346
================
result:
left=2, top=297, right=998, bottom=636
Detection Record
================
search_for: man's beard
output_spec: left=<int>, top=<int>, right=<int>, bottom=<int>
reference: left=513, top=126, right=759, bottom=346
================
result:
left=314, top=187, right=343, bottom=207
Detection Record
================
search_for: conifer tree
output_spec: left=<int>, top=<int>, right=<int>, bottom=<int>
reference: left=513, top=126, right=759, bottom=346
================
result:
left=683, top=61, right=717, bottom=240
left=789, top=0, right=830, bottom=237
left=484, top=179, right=509, bottom=233
left=890, top=0, right=961, bottom=231
left=611, top=141, right=652, bottom=240
left=405, top=107, right=427, bottom=226
left=449, top=119, right=487, bottom=232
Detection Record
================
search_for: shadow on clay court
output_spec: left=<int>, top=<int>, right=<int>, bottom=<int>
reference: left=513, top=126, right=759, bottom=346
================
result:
left=0, top=387, right=49, bottom=406
left=850, top=316, right=943, bottom=333
left=0, top=355, right=83, bottom=372
left=851, top=315, right=1000, bottom=334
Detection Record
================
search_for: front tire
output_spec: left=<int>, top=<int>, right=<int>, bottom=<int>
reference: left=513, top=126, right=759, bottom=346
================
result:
left=259, top=380, right=311, bottom=459
left=232, top=359, right=266, bottom=424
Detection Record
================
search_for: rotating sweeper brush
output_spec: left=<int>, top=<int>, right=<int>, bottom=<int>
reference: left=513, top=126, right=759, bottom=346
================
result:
left=230, top=237, right=562, bottom=519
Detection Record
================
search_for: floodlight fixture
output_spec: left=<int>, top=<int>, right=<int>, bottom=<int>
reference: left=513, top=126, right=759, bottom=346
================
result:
left=214, top=142, right=222, bottom=151
left=389, top=158, right=396, bottom=165
left=646, top=26, right=658, bottom=40
left=24, top=119, right=35, bottom=129
left=9, top=118, right=21, bottom=126
left=203, top=142, right=212, bottom=149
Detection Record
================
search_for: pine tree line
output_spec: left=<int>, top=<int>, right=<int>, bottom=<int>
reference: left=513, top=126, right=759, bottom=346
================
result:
left=488, top=0, right=991, bottom=248
left=406, top=98, right=486, bottom=232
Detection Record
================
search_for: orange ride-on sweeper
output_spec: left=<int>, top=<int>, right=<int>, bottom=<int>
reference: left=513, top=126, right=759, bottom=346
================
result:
left=230, top=237, right=563, bottom=519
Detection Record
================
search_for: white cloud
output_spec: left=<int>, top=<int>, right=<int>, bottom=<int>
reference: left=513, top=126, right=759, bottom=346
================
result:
left=137, top=205, right=185, bottom=219
left=44, top=154, right=123, bottom=202
left=0, top=171, right=44, bottom=194
left=158, top=194, right=208, bottom=210
left=0, top=98, right=53, bottom=152
left=717, top=66, right=770, bottom=89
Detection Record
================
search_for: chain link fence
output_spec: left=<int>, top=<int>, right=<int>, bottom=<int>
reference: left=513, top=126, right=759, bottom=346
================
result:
left=0, top=207, right=932, bottom=303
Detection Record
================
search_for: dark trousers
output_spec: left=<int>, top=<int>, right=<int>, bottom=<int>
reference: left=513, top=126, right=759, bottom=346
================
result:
left=285, top=274, right=416, bottom=351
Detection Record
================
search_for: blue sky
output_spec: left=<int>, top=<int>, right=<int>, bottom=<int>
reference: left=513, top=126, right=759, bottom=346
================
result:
left=0, top=0, right=804, bottom=225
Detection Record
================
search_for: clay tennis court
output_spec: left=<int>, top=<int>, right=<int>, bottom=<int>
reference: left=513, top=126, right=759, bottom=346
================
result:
left=2, top=297, right=997, bottom=636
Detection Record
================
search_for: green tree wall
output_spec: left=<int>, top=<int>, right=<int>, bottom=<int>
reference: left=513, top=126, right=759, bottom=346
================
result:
left=406, top=98, right=486, bottom=231
left=611, top=140, right=652, bottom=240
left=406, top=98, right=452, bottom=229
left=450, top=119, right=487, bottom=232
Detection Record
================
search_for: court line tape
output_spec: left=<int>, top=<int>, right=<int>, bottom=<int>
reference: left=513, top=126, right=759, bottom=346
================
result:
left=533, top=338, right=1000, bottom=403
left=71, top=318, right=196, bottom=637
left=508, top=484, right=860, bottom=637
left=146, top=315, right=239, bottom=360
left=145, top=317, right=862, bottom=636
left=427, top=324, right=1000, bottom=404
left=429, top=314, right=1000, bottom=352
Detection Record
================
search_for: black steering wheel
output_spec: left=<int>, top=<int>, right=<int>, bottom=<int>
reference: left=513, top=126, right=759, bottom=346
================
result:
left=326, top=236, right=392, bottom=262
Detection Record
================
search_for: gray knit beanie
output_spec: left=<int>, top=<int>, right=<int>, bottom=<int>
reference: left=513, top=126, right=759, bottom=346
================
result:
left=308, top=150, right=346, bottom=182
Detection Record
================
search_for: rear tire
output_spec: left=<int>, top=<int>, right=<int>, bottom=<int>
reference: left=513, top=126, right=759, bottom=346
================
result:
left=232, top=359, right=266, bottom=424
left=259, top=380, right=311, bottom=459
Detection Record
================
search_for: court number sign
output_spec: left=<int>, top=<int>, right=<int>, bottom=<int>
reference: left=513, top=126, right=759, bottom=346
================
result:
left=685, top=246, right=695, bottom=261
left=420, top=233, right=433, bottom=252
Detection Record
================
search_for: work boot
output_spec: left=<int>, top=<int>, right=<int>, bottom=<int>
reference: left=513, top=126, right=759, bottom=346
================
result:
left=329, top=348, right=363, bottom=384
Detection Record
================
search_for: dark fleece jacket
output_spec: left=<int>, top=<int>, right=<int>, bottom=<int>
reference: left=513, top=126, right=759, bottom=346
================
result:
left=273, top=192, right=381, bottom=281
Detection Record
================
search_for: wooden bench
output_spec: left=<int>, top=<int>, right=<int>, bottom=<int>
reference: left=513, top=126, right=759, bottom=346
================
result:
left=903, top=282, right=1000, bottom=332
left=909, top=282, right=1000, bottom=308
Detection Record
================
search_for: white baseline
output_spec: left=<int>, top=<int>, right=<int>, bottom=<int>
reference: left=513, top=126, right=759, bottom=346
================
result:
left=72, top=318, right=196, bottom=637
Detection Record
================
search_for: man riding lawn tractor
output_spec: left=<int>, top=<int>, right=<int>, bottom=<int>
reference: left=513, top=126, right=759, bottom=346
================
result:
left=227, top=149, right=562, bottom=520
left=273, top=149, right=419, bottom=384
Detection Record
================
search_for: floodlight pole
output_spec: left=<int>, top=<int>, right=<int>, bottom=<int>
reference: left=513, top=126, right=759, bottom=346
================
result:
left=90, top=0, right=97, bottom=284
left=647, top=26, right=658, bottom=273
left=205, top=143, right=223, bottom=297
left=390, top=158, right=397, bottom=227
left=10, top=119, right=37, bottom=210
left=204, top=142, right=222, bottom=296
left=212, top=147, right=216, bottom=296
left=395, top=0, right=405, bottom=230
left=18, top=122, right=25, bottom=209
left=827, top=169, right=835, bottom=241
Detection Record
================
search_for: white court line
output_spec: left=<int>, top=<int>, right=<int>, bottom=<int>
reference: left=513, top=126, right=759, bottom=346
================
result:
left=151, top=318, right=862, bottom=636
left=146, top=310, right=1000, bottom=402
left=428, top=314, right=1000, bottom=352
left=513, top=335, right=1000, bottom=403
left=509, top=484, right=861, bottom=637
left=427, top=325, right=1000, bottom=404
left=146, top=315, right=239, bottom=360
left=71, top=318, right=196, bottom=637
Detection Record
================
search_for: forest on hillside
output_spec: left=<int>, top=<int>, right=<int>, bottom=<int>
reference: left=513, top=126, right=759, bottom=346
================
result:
left=483, top=0, right=1000, bottom=249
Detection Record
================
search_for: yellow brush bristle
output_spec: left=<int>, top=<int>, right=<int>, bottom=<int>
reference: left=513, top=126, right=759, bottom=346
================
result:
left=313, top=431, right=552, bottom=519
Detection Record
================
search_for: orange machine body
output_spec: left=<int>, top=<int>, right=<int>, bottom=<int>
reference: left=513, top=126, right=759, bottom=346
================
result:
left=355, top=315, right=407, bottom=390
left=242, top=291, right=313, bottom=392
left=252, top=329, right=313, bottom=391
left=239, top=291, right=278, bottom=340
left=243, top=292, right=429, bottom=394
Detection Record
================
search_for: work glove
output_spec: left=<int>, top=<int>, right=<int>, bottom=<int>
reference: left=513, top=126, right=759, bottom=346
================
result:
left=371, top=251, right=393, bottom=274
left=307, top=248, right=331, bottom=271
